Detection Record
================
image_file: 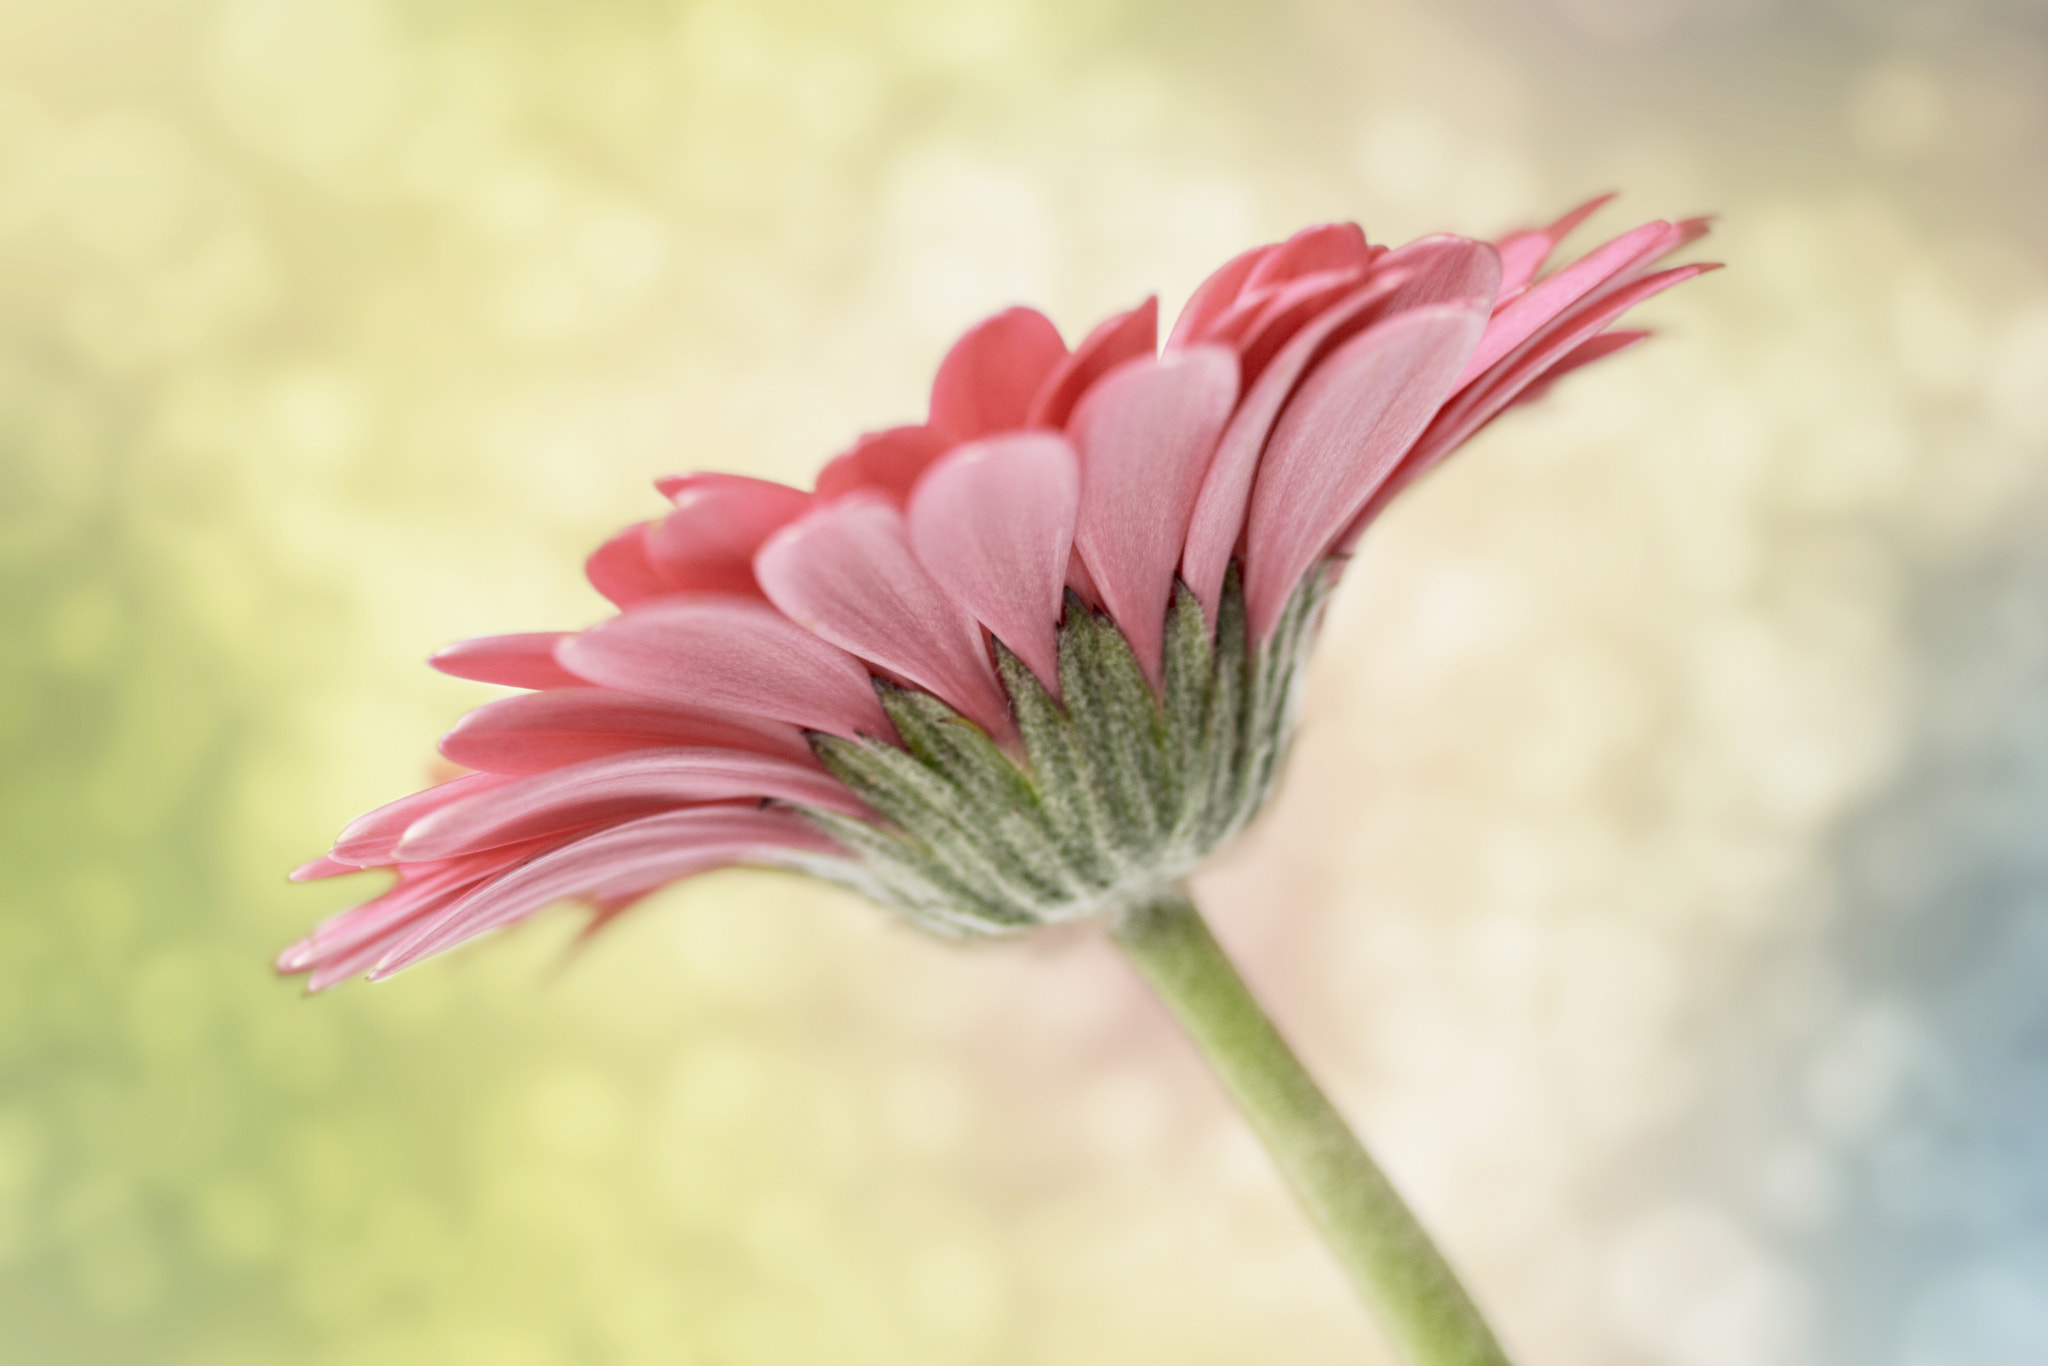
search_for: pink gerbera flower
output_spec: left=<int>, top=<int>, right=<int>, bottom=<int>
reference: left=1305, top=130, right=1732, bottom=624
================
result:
left=283, top=197, right=1712, bottom=989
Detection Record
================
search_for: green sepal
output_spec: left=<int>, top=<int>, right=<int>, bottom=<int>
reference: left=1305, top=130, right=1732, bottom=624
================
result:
left=993, top=643, right=1117, bottom=887
left=793, top=559, right=1330, bottom=935
left=809, top=732, right=1044, bottom=924
left=1161, top=579, right=1214, bottom=842
left=1058, top=594, right=1169, bottom=860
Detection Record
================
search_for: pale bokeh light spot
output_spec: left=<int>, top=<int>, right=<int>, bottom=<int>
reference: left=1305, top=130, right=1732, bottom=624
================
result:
left=1849, top=63, right=1947, bottom=160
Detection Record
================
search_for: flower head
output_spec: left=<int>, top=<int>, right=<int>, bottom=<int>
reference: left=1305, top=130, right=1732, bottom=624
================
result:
left=284, top=198, right=1713, bottom=988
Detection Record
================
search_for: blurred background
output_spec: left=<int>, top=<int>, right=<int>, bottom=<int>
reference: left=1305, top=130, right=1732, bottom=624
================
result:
left=4, top=0, right=2047, bottom=1362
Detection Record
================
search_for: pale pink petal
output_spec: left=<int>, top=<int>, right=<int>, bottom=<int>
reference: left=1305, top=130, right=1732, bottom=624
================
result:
left=1069, top=347, right=1239, bottom=685
left=1243, top=303, right=1489, bottom=639
left=329, top=771, right=520, bottom=867
left=430, top=632, right=587, bottom=691
left=585, top=523, right=669, bottom=608
left=1025, top=297, right=1159, bottom=430
left=1243, top=222, right=1372, bottom=291
left=755, top=496, right=1012, bottom=736
left=1179, top=237, right=1502, bottom=623
left=812, top=425, right=953, bottom=505
left=438, top=688, right=815, bottom=774
left=643, top=473, right=811, bottom=597
left=1166, top=243, right=1271, bottom=351
left=394, top=746, right=865, bottom=861
left=1457, top=219, right=1682, bottom=385
left=558, top=597, right=892, bottom=740
left=1494, top=192, right=1616, bottom=298
left=906, top=432, right=1080, bottom=696
left=928, top=307, right=1068, bottom=441
left=374, top=806, right=841, bottom=976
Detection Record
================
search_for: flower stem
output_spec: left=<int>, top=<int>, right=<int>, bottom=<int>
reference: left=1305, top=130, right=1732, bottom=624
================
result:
left=1112, top=890, right=1514, bottom=1366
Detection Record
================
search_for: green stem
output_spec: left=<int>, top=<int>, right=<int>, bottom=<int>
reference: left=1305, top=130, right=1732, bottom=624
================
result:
left=1112, top=890, right=1514, bottom=1366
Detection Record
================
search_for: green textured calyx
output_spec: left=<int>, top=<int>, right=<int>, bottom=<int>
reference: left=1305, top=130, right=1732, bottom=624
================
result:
left=801, top=565, right=1333, bottom=935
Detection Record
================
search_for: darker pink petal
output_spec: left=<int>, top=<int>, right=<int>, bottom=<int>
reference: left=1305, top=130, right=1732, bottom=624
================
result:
left=1069, top=347, right=1239, bottom=684
left=438, top=688, right=815, bottom=774
left=1026, top=297, right=1159, bottom=431
left=928, top=307, right=1068, bottom=441
left=374, top=806, right=841, bottom=976
left=1229, top=269, right=1371, bottom=384
left=1243, top=222, right=1372, bottom=292
left=755, top=496, right=1012, bottom=736
left=586, top=523, right=670, bottom=609
left=643, top=473, right=811, bottom=598
left=394, top=746, right=866, bottom=861
left=1243, top=303, right=1488, bottom=639
left=813, top=425, right=954, bottom=506
left=1166, top=243, right=1272, bottom=351
left=907, top=432, right=1080, bottom=697
left=558, top=596, right=892, bottom=740
left=430, top=633, right=588, bottom=691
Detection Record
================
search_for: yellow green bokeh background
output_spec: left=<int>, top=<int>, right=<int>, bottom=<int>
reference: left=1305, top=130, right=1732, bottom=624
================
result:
left=6, top=1, right=2048, bottom=1362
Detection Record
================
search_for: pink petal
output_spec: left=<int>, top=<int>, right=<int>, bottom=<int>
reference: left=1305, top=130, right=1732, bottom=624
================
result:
left=289, top=855, right=359, bottom=882
left=1025, top=297, right=1159, bottom=431
left=755, top=495, right=1012, bottom=736
left=1180, top=277, right=1403, bottom=626
left=1243, top=222, right=1371, bottom=292
left=1064, top=548, right=1104, bottom=609
left=1342, top=264, right=1713, bottom=551
left=1069, top=346, right=1239, bottom=685
left=1166, top=243, right=1272, bottom=351
left=394, top=746, right=865, bottom=861
left=643, top=473, right=811, bottom=597
left=281, top=842, right=539, bottom=973
left=1242, top=302, right=1489, bottom=639
left=1371, top=235, right=1508, bottom=314
left=439, top=688, right=815, bottom=774
left=1180, top=238, right=1502, bottom=623
left=1426, top=264, right=1713, bottom=465
left=1494, top=192, right=1616, bottom=298
left=374, top=806, right=841, bottom=976
left=1229, top=267, right=1372, bottom=386
left=558, top=596, right=892, bottom=740
left=906, top=432, right=1080, bottom=697
left=1503, top=328, right=1649, bottom=409
left=1456, top=219, right=1682, bottom=386
left=294, top=835, right=590, bottom=987
left=928, top=307, right=1068, bottom=441
left=329, top=771, right=520, bottom=867
left=586, top=522, right=669, bottom=608
left=813, top=425, right=954, bottom=506
left=430, top=633, right=587, bottom=691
